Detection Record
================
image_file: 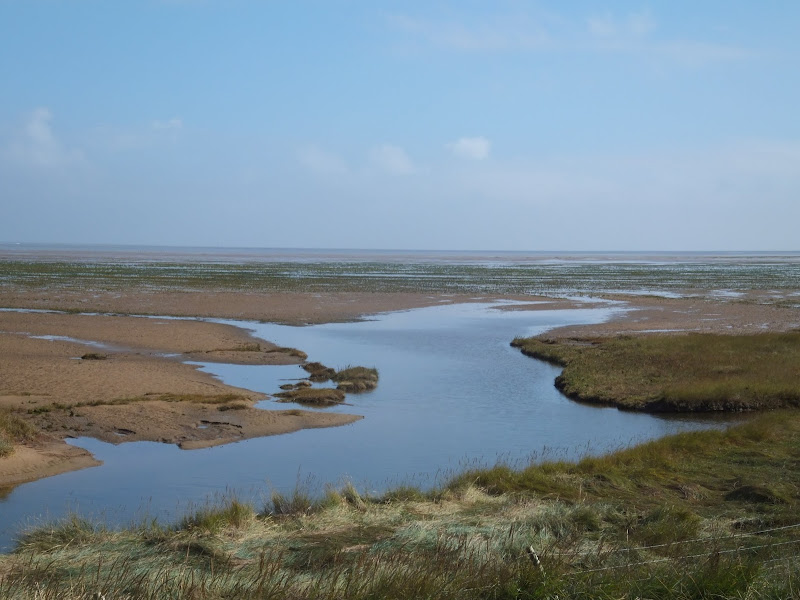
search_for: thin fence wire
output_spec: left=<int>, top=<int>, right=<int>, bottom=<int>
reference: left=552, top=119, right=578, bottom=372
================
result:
left=551, top=521, right=800, bottom=556
left=560, top=528, right=800, bottom=575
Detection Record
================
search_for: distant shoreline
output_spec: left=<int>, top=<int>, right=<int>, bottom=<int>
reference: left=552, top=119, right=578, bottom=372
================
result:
left=3, top=242, right=800, bottom=265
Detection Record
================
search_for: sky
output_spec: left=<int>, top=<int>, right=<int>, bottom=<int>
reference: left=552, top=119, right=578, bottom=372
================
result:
left=1, top=1, right=799, bottom=251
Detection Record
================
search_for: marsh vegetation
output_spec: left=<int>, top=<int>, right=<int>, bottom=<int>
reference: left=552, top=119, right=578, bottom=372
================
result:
left=512, top=332, right=800, bottom=411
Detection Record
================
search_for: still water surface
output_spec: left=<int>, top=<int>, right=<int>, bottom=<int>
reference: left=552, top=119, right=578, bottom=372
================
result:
left=0, top=302, right=729, bottom=549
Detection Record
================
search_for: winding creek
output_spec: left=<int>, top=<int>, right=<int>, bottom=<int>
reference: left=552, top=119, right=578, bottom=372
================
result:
left=0, top=301, right=734, bottom=550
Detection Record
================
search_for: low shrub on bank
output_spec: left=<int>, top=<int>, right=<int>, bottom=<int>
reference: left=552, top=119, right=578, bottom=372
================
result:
left=512, top=332, right=800, bottom=411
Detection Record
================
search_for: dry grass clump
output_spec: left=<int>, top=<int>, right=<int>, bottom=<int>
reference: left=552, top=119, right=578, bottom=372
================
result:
left=272, top=347, right=308, bottom=360
left=299, top=363, right=379, bottom=393
left=274, top=388, right=346, bottom=407
left=332, top=366, right=379, bottom=393
left=512, top=332, right=800, bottom=411
left=0, top=409, right=37, bottom=458
left=302, top=362, right=336, bottom=381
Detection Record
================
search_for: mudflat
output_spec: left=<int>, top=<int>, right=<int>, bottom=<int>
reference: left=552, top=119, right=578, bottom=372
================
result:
left=1, top=286, right=798, bottom=489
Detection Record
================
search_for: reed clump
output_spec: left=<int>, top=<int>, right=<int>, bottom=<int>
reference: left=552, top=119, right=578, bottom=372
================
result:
left=512, top=332, right=800, bottom=411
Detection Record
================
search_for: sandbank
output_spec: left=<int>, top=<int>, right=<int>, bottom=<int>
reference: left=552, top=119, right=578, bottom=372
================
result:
left=0, top=310, right=361, bottom=489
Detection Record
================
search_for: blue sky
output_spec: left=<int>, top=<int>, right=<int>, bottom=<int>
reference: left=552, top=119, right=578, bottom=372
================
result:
left=1, top=1, right=798, bottom=250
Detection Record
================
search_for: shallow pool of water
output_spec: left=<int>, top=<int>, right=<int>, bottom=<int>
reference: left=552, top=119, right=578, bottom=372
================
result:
left=0, top=302, right=732, bottom=550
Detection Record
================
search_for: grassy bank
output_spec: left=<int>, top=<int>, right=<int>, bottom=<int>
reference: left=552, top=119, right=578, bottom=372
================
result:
left=511, top=332, right=800, bottom=411
left=1, top=410, right=799, bottom=599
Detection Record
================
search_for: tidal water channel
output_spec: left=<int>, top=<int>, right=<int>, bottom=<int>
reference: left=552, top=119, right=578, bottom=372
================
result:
left=0, top=301, right=731, bottom=549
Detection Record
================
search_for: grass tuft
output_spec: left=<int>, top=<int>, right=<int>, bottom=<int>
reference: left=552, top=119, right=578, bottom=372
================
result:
left=274, top=387, right=345, bottom=407
left=0, top=409, right=37, bottom=458
left=269, top=487, right=315, bottom=516
left=178, top=499, right=255, bottom=533
left=332, top=366, right=379, bottom=393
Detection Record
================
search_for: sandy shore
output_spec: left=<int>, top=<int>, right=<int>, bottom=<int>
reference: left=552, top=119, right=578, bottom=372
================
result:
left=0, top=310, right=363, bottom=489
left=1, top=288, right=798, bottom=490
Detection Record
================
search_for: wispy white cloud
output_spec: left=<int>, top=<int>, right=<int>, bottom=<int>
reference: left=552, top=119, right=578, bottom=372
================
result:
left=391, top=9, right=754, bottom=66
left=369, top=143, right=415, bottom=174
left=389, top=14, right=549, bottom=52
left=585, top=11, right=753, bottom=64
left=5, top=107, right=85, bottom=168
left=587, top=11, right=655, bottom=39
left=297, top=144, right=348, bottom=175
left=447, top=136, right=491, bottom=160
left=151, top=117, right=183, bottom=131
left=656, top=40, right=756, bottom=65
left=95, top=116, right=185, bottom=151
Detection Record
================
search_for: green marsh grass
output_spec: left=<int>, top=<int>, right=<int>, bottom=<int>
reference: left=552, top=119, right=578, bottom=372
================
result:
left=512, top=332, right=800, bottom=411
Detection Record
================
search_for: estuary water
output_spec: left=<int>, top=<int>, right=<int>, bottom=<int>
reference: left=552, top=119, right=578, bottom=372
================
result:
left=0, top=301, right=731, bottom=550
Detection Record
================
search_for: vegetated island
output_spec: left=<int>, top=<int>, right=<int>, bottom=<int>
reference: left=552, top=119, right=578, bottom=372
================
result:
left=511, top=332, right=800, bottom=412
left=275, top=364, right=379, bottom=406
